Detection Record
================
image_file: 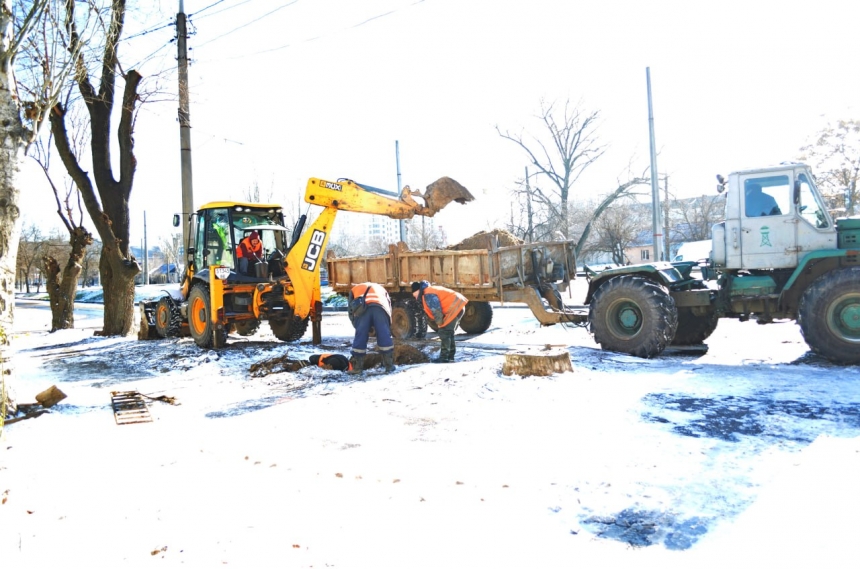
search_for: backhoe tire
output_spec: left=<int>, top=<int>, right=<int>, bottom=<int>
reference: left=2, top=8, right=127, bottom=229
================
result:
left=798, top=267, right=860, bottom=365
left=234, top=319, right=261, bottom=337
left=269, top=315, right=310, bottom=342
left=459, top=301, right=493, bottom=334
left=188, top=283, right=227, bottom=348
left=671, top=307, right=718, bottom=346
left=154, top=296, right=181, bottom=338
left=589, top=275, right=677, bottom=358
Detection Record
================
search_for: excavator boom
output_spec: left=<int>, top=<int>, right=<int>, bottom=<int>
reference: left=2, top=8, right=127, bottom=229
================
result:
left=304, top=177, right=474, bottom=219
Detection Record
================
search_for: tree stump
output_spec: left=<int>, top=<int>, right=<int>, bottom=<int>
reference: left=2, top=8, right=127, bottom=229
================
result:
left=502, top=349, right=573, bottom=377
left=35, top=385, right=67, bottom=408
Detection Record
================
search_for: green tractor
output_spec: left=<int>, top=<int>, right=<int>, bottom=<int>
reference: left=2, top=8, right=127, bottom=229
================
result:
left=584, top=163, right=860, bottom=365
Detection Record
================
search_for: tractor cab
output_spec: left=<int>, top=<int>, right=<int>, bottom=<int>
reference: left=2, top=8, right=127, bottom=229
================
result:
left=711, top=164, right=837, bottom=272
left=189, top=202, right=290, bottom=283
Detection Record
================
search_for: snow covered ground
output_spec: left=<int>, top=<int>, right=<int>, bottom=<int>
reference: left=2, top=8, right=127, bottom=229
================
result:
left=2, top=284, right=859, bottom=567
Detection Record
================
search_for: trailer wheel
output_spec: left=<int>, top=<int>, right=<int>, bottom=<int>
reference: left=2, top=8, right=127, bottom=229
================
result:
left=269, top=315, right=310, bottom=342
left=459, top=301, right=493, bottom=334
left=391, top=300, right=418, bottom=340
left=188, top=283, right=226, bottom=348
left=589, top=275, right=677, bottom=358
left=671, top=307, right=718, bottom=346
left=798, top=267, right=860, bottom=364
left=234, top=319, right=261, bottom=336
left=154, top=296, right=181, bottom=338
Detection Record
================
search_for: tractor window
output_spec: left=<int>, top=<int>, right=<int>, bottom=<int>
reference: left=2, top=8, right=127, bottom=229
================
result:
left=204, top=209, right=234, bottom=268
left=797, top=173, right=829, bottom=229
left=744, top=176, right=789, bottom=217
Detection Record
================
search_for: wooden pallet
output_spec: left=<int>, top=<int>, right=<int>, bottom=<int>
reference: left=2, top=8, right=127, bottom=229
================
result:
left=111, top=391, right=153, bottom=425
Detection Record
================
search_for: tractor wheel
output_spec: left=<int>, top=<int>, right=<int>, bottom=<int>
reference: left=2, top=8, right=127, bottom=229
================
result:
left=459, top=301, right=493, bottom=334
left=798, top=267, right=860, bottom=364
left=671, top=307, right=719, bottom=346
left=188, top=283, right=227, bottom=348
left=154, top=296, right=181, bottom=338
left=233, top=319, right=261, bottom=336
left=269, top=315, right=310, bottom=342
left=588, top=275, right=678, bottom=358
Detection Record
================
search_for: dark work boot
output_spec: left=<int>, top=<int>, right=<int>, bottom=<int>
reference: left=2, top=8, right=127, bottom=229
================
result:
left=432, top=349, right=450, bottom=363
left=382, top=351, right=395, bottom=373
left=347, top=355, right=364, bottom=375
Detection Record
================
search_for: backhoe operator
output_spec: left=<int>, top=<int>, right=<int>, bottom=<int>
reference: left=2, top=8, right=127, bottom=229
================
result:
left=236, top=231, right=263, bottom=275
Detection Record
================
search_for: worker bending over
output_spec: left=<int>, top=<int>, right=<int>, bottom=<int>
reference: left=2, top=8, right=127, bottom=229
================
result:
left=348, top=282, right=395, bottom=374
left=412, top=280, right=468, bottom=363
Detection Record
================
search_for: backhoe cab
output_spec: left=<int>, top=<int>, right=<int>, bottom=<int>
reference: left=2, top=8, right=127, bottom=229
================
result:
left=140, top=175, right=473, bottom=349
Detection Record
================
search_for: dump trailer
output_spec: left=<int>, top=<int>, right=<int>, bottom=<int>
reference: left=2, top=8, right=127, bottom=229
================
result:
left=327, top=236, right=587, bottom=339
left=332, top=162, right=860, bottom=366
left=140, top=176, right=473, bottom=348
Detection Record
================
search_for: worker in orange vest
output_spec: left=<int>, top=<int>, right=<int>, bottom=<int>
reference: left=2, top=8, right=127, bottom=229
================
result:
left=347, top=282, right=395, bottom=374
left=236, top=231, right=263, bottom=275
left=308, top=353, right=352, bottom=371
left=412, top=280, right=467, bottom=363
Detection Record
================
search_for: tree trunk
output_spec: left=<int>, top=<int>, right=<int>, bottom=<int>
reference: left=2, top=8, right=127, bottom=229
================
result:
left=43, top=226, right=93, bottom=331
left=502, top=349, right=573, bottom=377
left=0, top=72, right=26, bottom=343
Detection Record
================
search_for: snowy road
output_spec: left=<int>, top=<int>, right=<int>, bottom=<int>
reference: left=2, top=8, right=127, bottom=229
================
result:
left=3, top=298, right=860, bottom=567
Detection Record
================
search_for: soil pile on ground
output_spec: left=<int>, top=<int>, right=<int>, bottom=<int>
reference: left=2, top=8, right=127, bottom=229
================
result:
left=448, top=229, right=524, bottom=251
left=365, top=344, right=429, bottom=367
left=250, top=344, right=429, bottom=376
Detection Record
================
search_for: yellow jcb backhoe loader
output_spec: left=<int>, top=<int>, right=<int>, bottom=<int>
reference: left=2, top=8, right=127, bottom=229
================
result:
left=140, top=176, right=473, bottom=348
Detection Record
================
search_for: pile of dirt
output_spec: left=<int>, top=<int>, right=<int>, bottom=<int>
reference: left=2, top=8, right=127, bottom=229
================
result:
left=365, top=344, right=429, bottom=368
left=448, top=229, right=524, bottom=251
left=250, top=344, right=429, bottom=377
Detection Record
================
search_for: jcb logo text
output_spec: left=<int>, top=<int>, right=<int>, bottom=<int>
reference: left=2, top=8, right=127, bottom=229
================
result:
left=302, top=230, right=327, bottom=271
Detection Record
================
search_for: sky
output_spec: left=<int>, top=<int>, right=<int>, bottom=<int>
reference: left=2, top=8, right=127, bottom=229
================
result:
left=4, top=288, right=860, bottom=565
left=17, top=0, right=860, bottom=249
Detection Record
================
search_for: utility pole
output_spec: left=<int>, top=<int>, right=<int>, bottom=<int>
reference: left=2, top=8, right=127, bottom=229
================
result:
left=646, top=67, right=664, bottom=262
left=396, top=140, right=406, bottom=243
left=177, top=1, right=194, bottom=252
left=525, top=166, right=534, bottom=243
left=663, top=175, right=671, bottom=261
left=143, top=211, right=149, bottom=285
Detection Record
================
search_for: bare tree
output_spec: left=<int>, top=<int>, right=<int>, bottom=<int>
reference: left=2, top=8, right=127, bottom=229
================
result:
left=31, top=104, right=94, bottom=331
left=50, top=0, right=143, bottom=336
left=799, top=119, right=860, bottom=216
left=158, top=232, right=181, bottom=283
left=670, top=194, right=725, bottom=243
left=591, top=198, right=650, bottom=265
left=405, top=217, right=444, bottom=250
left=0, top=0, right=82, bottom=343
left=497, top=98, right=607, bottom=240
left=15, top=222, right=46, bottom=293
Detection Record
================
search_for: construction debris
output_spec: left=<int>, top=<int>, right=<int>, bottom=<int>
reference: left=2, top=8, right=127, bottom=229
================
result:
left=111, top=391, right=153, bottom=425
left=35, top=385, right=67, bottom=409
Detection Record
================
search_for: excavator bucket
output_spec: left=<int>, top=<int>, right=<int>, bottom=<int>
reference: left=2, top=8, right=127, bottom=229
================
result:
left=422, top=177, right=475, bottom=215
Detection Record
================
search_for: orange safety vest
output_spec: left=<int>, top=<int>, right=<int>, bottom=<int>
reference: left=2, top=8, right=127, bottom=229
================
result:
left=316, top=353, right=352, bottom=371
left=421, top=285, right=468, bottom=328
left=350, top=283, right=392, bottom=319
left=237, top=236, right=262, bottom=259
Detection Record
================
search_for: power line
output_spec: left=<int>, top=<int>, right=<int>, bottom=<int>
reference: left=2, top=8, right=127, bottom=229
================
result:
left=194, top=1, right=299, bottom=48
left=193, top=0, right=229, bottom=17
left=200, top=0, right=426, bottom=61
left=191, top=0, right=254, bottom=20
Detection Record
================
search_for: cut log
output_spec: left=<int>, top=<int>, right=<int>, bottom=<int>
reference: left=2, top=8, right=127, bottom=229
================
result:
left=35, top=385, right=67, bottom=408
left=502, top=349, right=573, bottom=377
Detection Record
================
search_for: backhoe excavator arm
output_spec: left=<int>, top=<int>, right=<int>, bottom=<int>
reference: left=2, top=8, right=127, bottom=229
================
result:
left=303, top=177, right=474, bottom=219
